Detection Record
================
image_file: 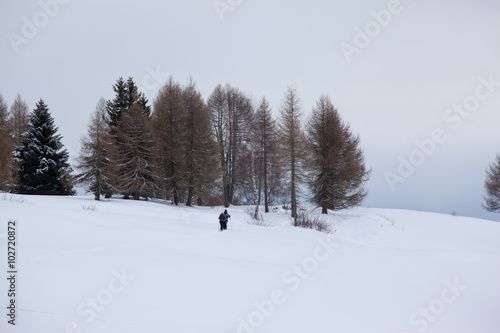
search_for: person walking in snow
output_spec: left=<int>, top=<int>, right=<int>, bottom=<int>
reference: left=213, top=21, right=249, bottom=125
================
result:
left=219, top=211, right=228, bottom=231
left=224, top=209, right=231, bottom=230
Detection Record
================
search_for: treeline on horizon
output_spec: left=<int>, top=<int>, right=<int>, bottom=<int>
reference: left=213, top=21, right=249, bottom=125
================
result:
left=1, top=76, right=371, bottom=216
left=2, top=77, right=500, bottom=216
left=3, top=76, right=500, bottom=215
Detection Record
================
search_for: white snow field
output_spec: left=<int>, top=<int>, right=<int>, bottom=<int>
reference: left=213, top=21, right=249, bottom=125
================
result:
left=1, top=194, right=499, bottom=333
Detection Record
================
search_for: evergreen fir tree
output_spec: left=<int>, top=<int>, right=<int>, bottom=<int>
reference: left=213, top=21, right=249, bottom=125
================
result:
left=106, top=77, right=129, bottom=128
left=106, top=77, right=151, bottom=199
left=106, top=77, right=150, bottom=128
left=125, top=77, right=150, bottom=115
left=14, top=99, right=74, bottom=195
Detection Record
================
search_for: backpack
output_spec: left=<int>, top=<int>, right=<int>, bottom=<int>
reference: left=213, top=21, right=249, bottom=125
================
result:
left=219, top=213, right=226, bottom=221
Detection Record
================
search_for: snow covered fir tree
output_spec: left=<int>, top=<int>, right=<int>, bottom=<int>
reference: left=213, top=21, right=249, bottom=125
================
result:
left=13, top=99, right=74, bottom=195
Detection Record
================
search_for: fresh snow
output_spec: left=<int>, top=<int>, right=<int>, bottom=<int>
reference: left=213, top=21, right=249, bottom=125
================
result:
left=1, top=194, right=499, bottom=333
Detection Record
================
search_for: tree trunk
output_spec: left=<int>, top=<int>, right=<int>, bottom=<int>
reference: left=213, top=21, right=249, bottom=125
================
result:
left=264, top=142, right=269, bottom=213
left=291, top=133, right=297, bottom=218
left=173, top=190, right=179, bottom=205
left=186, top=185, right=193, bottom=207
left=250, top=144, right=259, bottom=206
left=224, top=183, right=230, bottom=207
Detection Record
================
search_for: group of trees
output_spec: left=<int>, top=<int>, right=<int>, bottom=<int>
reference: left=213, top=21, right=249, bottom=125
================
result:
left=207, top=84, right=287, bottom=210
left=76, top=77, right=156, bottom=201
left=5, top=77, right=500, bottom=217
left=0, top=76, right=372, bottom=215
left=76, top=77, right=220, bottom=205
left=75, top=76, right=370, bottom=214
left=153, top=78, right=218, bottom=205
left=7, top=75, right=500, bottom=217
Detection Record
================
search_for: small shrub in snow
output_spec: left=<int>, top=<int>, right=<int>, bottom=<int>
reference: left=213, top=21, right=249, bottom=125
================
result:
left=0, top=193, right=33, bottom=205
left=245, top=206, right=274, bottom=227
left=81, top=203, right=98, bottom=211
left=378, top=214, right=395, bottom=226
left=292, top=212, right=331, bottom=233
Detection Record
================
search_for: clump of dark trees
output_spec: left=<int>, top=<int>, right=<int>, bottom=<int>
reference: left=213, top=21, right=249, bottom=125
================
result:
left=0, top=77, right=374, bottom=214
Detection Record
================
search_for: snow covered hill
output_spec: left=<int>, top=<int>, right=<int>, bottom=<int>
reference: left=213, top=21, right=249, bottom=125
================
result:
left=1, top=194, right=499, bottom=333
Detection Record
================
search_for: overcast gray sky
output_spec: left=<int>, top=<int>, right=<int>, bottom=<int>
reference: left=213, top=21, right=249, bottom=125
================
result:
left=1, top=0, right=499, bottom=220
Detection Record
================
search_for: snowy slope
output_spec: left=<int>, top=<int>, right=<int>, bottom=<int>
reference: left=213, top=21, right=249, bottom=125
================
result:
left=1, top=194, right=499, bottom=333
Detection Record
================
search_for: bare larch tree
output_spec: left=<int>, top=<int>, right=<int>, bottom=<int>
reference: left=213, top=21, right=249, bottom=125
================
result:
left=75, top=98, right=115, bottom=200
left=307, top=95, right=370, bottom=214
left=278, top=86, right=309, bottom=219
left=483, top=154, right=500, bottom=212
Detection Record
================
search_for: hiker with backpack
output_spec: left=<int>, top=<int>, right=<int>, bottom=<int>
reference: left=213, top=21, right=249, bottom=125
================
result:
left=218, top=209, right=231, bottom=231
